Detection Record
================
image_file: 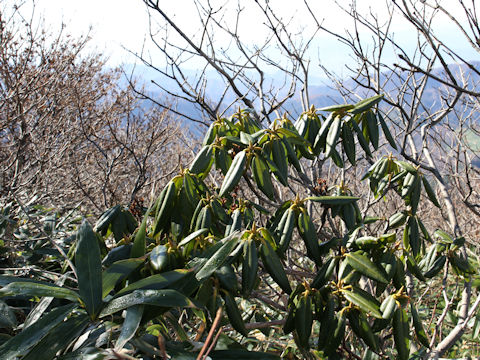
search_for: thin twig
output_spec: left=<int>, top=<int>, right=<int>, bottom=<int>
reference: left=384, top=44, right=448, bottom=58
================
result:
left=203, top=328, right=223, bottom=359
left=223, top=319, right=285, bottom=332
left=196, top=306, right=223, bottom=360
left=13, top=196, right=77, bottom=278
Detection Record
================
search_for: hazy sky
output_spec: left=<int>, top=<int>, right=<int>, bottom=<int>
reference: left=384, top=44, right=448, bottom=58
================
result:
left=14, top=0, right=479, bottom=78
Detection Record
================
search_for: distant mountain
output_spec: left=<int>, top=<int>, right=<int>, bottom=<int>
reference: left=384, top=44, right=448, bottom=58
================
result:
left=126, top=61, right=480, bottom=125
left=124, top=62, right=480, bottom=167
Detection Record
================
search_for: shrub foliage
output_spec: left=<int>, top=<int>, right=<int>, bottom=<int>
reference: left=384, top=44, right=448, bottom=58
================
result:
left=1, top=95, right=479, bottom=359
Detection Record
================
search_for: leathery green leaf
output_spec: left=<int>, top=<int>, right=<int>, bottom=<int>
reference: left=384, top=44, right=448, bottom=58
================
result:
left=0, top=276, right=48, bottom=287
left=154, top=181, right=176, bottom=235
left=348, top=308, right=378, bottom=351
left=178, top=228, right=209, bottom=247
left=408, top=175, right=421, bottom=215
left=366, top=111, right=379, bottom=150
left=100, top=289, right=195, bottom=317
left=283, top=306, right=296, bottom=335
left=224, top=292, right=248, bottom=336
left=214, top=146, right=232, bottom=176
left=424, top=256, right=446, bottom=278
left=342, top=288, right=382, bottom=318
left=189, top=145, right=214, bottom=177
left=378, top=111, right=397, bottom=150
left=102, top=259, right=144, bottom=298
left=311, top=257, right=338, bottom=289
left=330, top=147, right=344, bottom=168
left=0, top=304, right=77, bottom=358
left=183, top=173, right=200, bottom=209
left=94, top=205, right=121, bottom=234
left=324, top=311, right=346, bottom=355
left=131, top=212, right=147, bottom=258
left=341, top=123, right=356, bottom=165
left=350, top=117, right=372, bottom=157
left=408, top=216, right=420, bottom=257
left=396, top=160, right=417, bottom=173
left=195, top=233, right=240, bottom=282
left=317, top=296, right=335, bottom=350
left=345, top=251, right=388, bottom=284
left=306, top=195, right=359, bottom=205
left=202, top=121, right=217, bottom=146
left=406, top=254, right=426, bottom=282
left=22, top=312, right=89, bottom=360
left=380, top=294, right=398, bottom=320
left=75, top=220, right=103, bottom=318
left=242, top=239, right=258, bottom=296
left=260, top=240, right=292, bottom=294
left=219, top=150, right=246, bottom=197
left=282, top=137, right=302, bottom=172
left=411, top=303, right=430, bottom=348
left=393, top=307, right=410, bottom=360
left=297, top=209, right=321, bottom=264
left=115, top=305, right=144, bottom=350
left=422, top=175, right=441, bottom=208
left=0, top=300, right=16, bottom=328
left=271, top=139, right=288, bottom=185
left=349, top=94, right=384, bottom=114
left=313, top=112, right=335, bottom=153
left=318, top=103, right=354, bottom=112
left=434, top=229, right=453, bottom=243
left=226, top=209, right=242, bottom=236
left=277, top=208, right=296, bottom=254
left=252, top=155, right=275, bottom=200
left=295, top=295, right=313, bottom=349
left=325, top=115, right=342, bottom=157
left=0, top=282, right=79, bottom=303
left=116, top=269, right=190, bottom=297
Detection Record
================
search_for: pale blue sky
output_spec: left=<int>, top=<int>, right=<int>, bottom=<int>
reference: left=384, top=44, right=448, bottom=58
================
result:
left=14, top=0, right=480, bottom=79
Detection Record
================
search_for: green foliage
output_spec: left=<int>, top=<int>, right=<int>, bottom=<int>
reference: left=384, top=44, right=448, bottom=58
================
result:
left=1, top=95, right=479, bottom=359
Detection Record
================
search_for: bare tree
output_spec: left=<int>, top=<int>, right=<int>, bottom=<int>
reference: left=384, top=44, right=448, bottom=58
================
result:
left=0, top=1, right=190, bottom=213
left=133, top=0, right=327, bottom=125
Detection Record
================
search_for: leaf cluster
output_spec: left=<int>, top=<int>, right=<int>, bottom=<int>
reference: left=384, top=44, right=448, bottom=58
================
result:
left=1, top=95, right=480, bottom=359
